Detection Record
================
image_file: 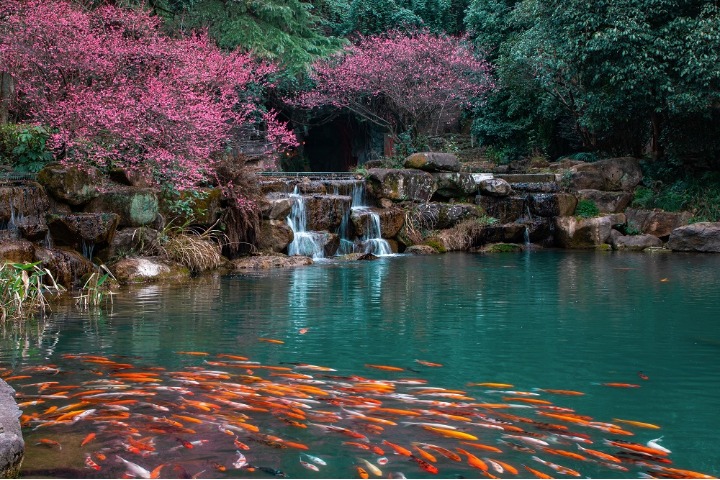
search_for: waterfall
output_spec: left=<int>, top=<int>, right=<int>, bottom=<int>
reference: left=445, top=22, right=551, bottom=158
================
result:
left=358, top=209, right=392, bottom=256
left=523, top=226, right=530, bottom=246
left=286, top=187, right=327, bottom=259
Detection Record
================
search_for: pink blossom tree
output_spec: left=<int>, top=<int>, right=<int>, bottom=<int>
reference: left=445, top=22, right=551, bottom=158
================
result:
left=295, top=31, right=494, bottom=140
left=0, top=0, right=297, bottom=190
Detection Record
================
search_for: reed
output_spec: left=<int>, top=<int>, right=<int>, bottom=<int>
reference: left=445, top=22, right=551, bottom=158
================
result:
left=0, top=261, right=64, bottom=321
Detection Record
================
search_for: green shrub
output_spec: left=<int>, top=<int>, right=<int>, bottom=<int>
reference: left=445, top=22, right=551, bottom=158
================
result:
left=0, top=124, right=53, bottom=172
left=575, top=199, right=600, bottom=218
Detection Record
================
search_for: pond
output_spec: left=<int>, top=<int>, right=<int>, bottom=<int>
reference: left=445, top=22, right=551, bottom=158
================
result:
left=1, top=251, right=719, bottom=479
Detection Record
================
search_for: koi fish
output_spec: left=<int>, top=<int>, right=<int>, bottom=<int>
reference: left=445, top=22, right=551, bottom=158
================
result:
left=612, top=418, right=661, bottom=429
left=356, top=466, right=369, bottom=478
left=412, top=444, right=437, bottom=463
left=523, top=464, right=553, bottom=479
left=175, top=351, right=209, bottom=356
left=604, top=439, right=669, bottom=456
left=365, top=364, right=405, bottom=372
left=602, top=383, right=640, bottom=388
left=36, top=438, right=62, bottom=449
left=415, top=360, right=443, bottom=367
left=460, top=441, right=503, bottom=453
left=456, top=448, right=488, bottom=472
left=468, top=382, right=514, bottom=388
left=531, top=456, right=581, bottom=477
left=422, top=426, right=478, bottom=441
left=576, top=444, right=621, bottom=463
left=300, top=459, right=319, bottom=472
left=537, top=389, right=585, bottom=396
left=258, top=338, right=285, bottom=344
left=410, top=455, right=439, bottom=474
left=80, top=433, right=96, bottom=447
left=302, top=453, right=327, bottom=466
left=233, top=452, right=248, bottom=469
left=647, top=436, right=671, bottom=454
left=638, top=371, right=649, bottom=380
left=417, top=443, right=462, bottom=462
left=85, top=455, right=101, bottom=471
left=116, top=456, right=151, bottom=479
left=377, top=457, right=388, bottom=465
left=382, top=440, right=413, bottom=456
left=357, top=457, right=382, bottom=476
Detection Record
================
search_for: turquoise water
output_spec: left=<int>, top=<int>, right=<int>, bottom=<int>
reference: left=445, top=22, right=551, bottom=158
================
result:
left=2, top=251, right=719, bottom=478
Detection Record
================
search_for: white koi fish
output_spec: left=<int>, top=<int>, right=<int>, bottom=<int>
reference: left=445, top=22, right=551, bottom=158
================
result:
left=116, top=455, right=151, bottom=479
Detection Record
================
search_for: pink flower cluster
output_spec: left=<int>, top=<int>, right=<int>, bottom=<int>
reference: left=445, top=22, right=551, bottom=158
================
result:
left=0, top=0, right=297, bottom=190
left=296, top=30, right=494, bottom=135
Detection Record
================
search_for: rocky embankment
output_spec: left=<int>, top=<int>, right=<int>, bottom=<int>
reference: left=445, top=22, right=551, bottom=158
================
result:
left=1, top=155, right=720, bottom=293
left=0, top=380, right=23, bottom=478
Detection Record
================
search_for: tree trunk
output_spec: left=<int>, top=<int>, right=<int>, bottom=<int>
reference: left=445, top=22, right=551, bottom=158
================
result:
left=650, top=111, right=664, bottom=160
left=0, top=72, right=15, bottom=125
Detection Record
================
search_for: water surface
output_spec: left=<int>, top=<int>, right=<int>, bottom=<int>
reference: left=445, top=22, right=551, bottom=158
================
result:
left=2, top=251, right=719, bottom=478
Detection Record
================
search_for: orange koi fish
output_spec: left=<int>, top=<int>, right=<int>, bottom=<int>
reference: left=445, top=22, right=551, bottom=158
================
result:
left=492, top=459, right=519, bottom=475
left=418, top=443, right=462, bottom=462
left=411, top=455, right=439, bottom=474
left=604, top=439, right=669, bottom=456
left=537, top=389, right=585, bottom=396
left=85, top=455, right=101, bottom=471
left=576, top=444, right=621, bottom=463
left=460, top=441, right=503, bottom=453
left=258, top=338, right=285, bottom=344
left=80, top=433, right=96, bottom=447
left=365, top=364, right=405, bottom=372
left=36, top=438, right=62, bottom=449
left=423, top=426, right=478, bottom=441
left=175, top=351, right=209, bottom=356
left=503, top=397, right=553, bottom=405
left=412, top=444, right=437, bottom=463
left=356, top=466, right=369, bottom=479
left=456, top=448, right=488, bottom=472
left=382, top=440, right=413, bottom=457
left=602, top=383, right=640, bottom=388
left=523, top=465, right=554, bottom=479
left=467, top=382, right=514, bottom=388
left=655, top=467, right=715, bottom=479
left=415, top=359, right=443, bottom=367
left=612, top=418, right=661, bottom=429
left=542, top=448, right=587, bottom=462
left=216, top=354, right=250, bottom=361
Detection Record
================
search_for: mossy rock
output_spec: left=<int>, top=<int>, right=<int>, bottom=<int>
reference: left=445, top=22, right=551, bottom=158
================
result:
left=484, top=243, right=523, bottom=253
left=424, top=239, right=447, bottom=253
left=159, top=188, right=223, bottom=226
left=37, top=162, right=101, bottom=206
left=85, top=187, right=158, bottom=228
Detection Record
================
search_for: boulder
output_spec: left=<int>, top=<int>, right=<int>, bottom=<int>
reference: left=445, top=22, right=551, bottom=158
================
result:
left=47, top=213, right=119, bottom=250
left=525, top=217, right=556, bottom=246
left=159, top=188, right=223, bottom=226
left=403, top=152, right=460, bottom=172
left=529, top=193, right=578, bottom=217
left=303, top=195, right=352, bottom=232
left=257, top=220, right=294, bottom=253
left=105, top=227, right=160, bottom=259
left=108, top=167, right=152, bottom=188
left=577, top=190, right=633, bottom=213
left=405, top=245, right=439, bottom=255
left=432, top=172, right=477, bottom=198
left=412, top=203, right=482, bottom=230
left=510, top=182, right=560, bottom=193
left=667, top=222, right=720, bottom=253
left=0, top=240, right=35, bottom=263
left=260, top=196, right=294, bottom=221
left=568, top=157, right=643, bottom=191
left=109, top=256, right=191, bottom=284
left=475, top=195, right=525, bottom=223
left=625, top=208, right=693, bottom=238
left=85, top=187, right=159, bottom=228
left=350, top=207, right=405, bottom=238
left=296, top=181, right=327, bottom=195
left=478, top=178, right=513, bottom=197
left=288, top=232, right=340, bottom=258
left=231, top=254, right=313, bottom=270
left=612, top=234, right=663, bottom=251
left=554, top=213, right=626, bottom=249
left=366, top=169, right=437, bottom=203
left=338, top=252, right=380, bottom=261
left=0, top=181, right=50, bottom=242
left=37, top=162, right=102, bottom=206
left=476, top=223, right=527, bottom=245
left=0, top=379, right=24, bottom=479
left=34, top=247, right=97, bottom=288
left=259, top=178, right=295, bottom=195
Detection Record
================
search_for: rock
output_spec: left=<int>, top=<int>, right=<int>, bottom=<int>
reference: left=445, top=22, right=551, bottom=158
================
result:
left=350, top=207, right=405, bottom=238
left=34, top=247, right=97, bottom=288
left=510, top=182, right=560, bottom=193
left=47, top=213, right=119, bottom=250
left=529, top=193, right=578, bottom=217
left=412, top=203, right=482, bottom=230
left=105, top=227, right=160, bottom=259
left=667, top=222, right=720, bottom=252
left=405, top=245, right=439, bottom=255
left=379, top=198, right=394, bottom=209
left=0, top=240, right=35, bottom=263
left=259, top=196, right=294, bottom=221
left=288, top=231, right=340, bottom=258
left=338, top=252, right=380, bottom=261
left=366, top=169, right=437, bottom=203
left=475, top=195, right=525, bottom=223
left=231, top=254, right=313, bottom=270
left=577, top=190, right=632, bottom=213
left=37, top=162, right=102, bottom=206
left=303, top=195, right=352, bottom=232
left=432, top=172, right=477, bottom=198
left=85, top=187, right=159, bottom=228
left=0, top=379, right=24, bottom=479
left=625, top=208, right=693, bottom=238
left=108, top=167, right=152, bottom=188
left=525, top=217, right=556, bottom=246
left=259, top=179, right=295, bottom=195
left=403, top=152, right=460, bottom=172
left=554, top=214, right=626, bottom=249
left=568, top=157, right=643, bottom=191
left=109, top=256, right=191, bottom=284
left=296, top=181, right=327, bottom=195
left=158, top=188, right=223, bottom=226
left=476, top=223, right=527, bottom=245
left=612, top=234, right=663, bottom=251
left=483, top=243, right=524, bottom=253
left=257, top=220, right=294, bottom=253
left=0, top=181, right=50, bottom=242
left=478, top=178, right=512, bottom=197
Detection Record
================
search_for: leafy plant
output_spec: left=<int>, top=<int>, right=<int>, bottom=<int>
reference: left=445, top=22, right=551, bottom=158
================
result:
left=0, top=124, right=53, bottom=172
left=1, top=262, right=64, bottom=321
left=575, top=199, right=599, bottom=218
left=75, top=266, right=116, bottom=310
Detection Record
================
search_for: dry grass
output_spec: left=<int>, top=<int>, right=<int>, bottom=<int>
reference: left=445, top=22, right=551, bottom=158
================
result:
left=159, top=231, right=223, bottom=274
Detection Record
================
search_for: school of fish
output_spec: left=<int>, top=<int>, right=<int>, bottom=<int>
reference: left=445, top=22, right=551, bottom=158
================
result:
left=1, top=352, right=715, bottom=479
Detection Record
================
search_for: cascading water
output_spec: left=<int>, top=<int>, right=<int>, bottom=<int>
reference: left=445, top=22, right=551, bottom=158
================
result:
left=344, top=181, right=392, bottom=256
left=286, top=187, right=327, bottom=259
